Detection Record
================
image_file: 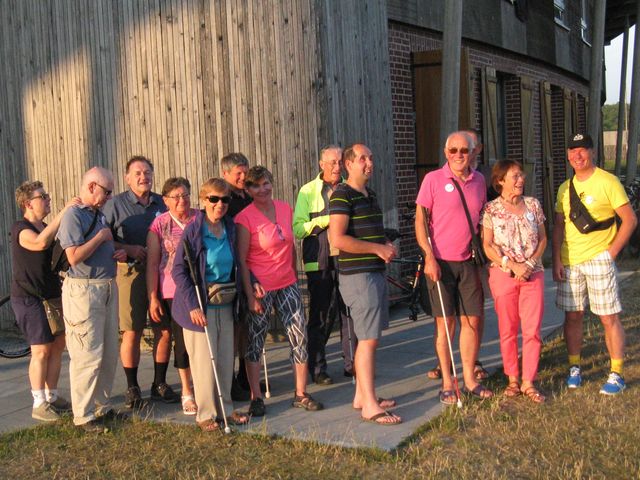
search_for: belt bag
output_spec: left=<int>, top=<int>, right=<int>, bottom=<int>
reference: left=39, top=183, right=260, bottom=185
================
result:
left=207, top=282, right=237, bottom=305
left=569, top=178, right=615, bottom=234
left=43, top=297, right=65, bottom=336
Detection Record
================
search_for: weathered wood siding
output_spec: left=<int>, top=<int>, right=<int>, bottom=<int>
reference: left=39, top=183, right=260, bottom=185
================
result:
left=0, top=0, right=396, bottom=300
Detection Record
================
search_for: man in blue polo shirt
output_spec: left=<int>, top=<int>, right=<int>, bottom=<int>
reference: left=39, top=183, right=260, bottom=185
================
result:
left=58, top=167, right=127, bottom=431
left=103, top=156, right=169, bottom=409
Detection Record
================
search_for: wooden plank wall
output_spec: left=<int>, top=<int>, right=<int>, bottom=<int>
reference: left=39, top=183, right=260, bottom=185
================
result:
left=0, top=0, right=396, bottom=300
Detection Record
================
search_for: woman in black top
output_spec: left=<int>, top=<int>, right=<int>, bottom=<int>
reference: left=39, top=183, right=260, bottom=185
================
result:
left=10, top=181, right=78, bottom=422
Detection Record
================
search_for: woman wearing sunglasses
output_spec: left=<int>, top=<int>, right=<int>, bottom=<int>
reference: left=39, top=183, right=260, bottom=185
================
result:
left=171, top=178, right=249, bottom=431
left=11, top=182, right=79, bottom=421
left=146, top=177, right=198, bottom=415
left=235, top=166, right=322, bottom=417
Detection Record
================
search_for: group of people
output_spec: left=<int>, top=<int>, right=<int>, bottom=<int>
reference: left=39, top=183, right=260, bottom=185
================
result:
left=10, top=129, right=636, bottom=433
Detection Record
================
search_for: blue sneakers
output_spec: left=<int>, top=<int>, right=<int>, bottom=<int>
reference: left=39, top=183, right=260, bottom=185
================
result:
left=599, top=372, right=626, bottom=396
left=566, top=365, right=582, bottom=389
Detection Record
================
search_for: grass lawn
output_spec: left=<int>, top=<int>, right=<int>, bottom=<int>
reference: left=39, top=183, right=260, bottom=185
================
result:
left=2, top=258, right=639, bottom=479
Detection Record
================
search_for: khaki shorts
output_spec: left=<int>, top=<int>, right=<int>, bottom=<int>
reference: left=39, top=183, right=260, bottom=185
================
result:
left=116, top=262, right=149, bottom=332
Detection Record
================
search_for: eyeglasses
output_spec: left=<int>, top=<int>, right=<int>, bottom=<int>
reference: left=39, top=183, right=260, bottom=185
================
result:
left=30, top=193, right=50, bottom=201
left=447, top=147, right=470, bottom=155
left=206, top=195, right=230, bottom=204
left=275, top=223, right=285, bottom=241
left=321, top=160, right=343, bottom=167
left=165, top=193, right=190, bottom=200
left=95, top=183, right=113, bottom=196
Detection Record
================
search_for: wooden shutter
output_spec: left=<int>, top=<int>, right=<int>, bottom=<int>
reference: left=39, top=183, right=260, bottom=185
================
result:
left=520, top=76, right=536, bottom=196
left=482, top=67, right=499, bottom=165
left=563, top=88, right=574, bottom=178
left=540, top=81, right=555, bottom=228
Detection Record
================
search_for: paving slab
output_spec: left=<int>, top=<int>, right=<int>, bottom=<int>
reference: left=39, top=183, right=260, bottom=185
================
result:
left=1, top=270, right=632, bottom=449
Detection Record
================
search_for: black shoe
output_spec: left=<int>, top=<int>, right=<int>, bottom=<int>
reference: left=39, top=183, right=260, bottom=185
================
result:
left=76, top=418, right=106, bottom=433
left=124, top=386, right=146, bottom=409
left=150, top=382, right=180, bottom=403
left=100, top=409, right=130, bottom=422
left=314, top=372, right=334, bottom=386
left=231, top=377, right=251, bottom=402
left=344, top=369, right=354, bottom=378
left=248, top=398, right=266, bottom=417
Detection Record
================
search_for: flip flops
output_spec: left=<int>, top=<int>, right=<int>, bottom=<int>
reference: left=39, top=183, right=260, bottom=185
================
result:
left=361, top=410, right=402, bottom=426
left=464, top=384, right=494, bottom=399
left=439, top=390, right=457, bottom=405
left=353, top=397, right=397, bottom=410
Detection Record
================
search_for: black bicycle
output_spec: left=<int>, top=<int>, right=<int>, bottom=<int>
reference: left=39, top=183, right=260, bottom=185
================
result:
left=0, top=295, right=31, bottom=358
left=385, top=227, right=431, bottom=322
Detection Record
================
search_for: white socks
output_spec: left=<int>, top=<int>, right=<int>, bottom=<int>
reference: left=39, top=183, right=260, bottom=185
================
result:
left=32, top=390, right=46, bottom=408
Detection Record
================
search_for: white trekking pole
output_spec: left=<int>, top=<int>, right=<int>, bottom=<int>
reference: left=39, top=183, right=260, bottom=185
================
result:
left=183, top=240, right=232, bottom=432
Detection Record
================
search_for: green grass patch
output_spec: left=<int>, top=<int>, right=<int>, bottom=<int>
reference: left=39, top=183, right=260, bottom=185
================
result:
left=2, top=259, right=640, bottom=479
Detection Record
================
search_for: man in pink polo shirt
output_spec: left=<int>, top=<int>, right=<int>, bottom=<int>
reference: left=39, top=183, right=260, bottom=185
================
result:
left=415, top=131, right=493, bottom=404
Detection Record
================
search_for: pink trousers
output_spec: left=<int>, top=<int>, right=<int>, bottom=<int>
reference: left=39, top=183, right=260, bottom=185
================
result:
left=488, top=268, right=544, bottom=382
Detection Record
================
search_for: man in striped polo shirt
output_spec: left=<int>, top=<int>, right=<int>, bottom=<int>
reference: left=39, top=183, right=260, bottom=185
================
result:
left=329, top=143, right=402, bottom=426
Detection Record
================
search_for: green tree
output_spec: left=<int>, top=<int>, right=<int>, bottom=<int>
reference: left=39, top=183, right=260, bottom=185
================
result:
left=602, top=103, right=629, bottom=131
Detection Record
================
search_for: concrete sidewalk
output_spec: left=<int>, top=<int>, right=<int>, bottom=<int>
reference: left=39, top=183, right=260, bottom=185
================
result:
left=0, top=270, right=596, bottom=449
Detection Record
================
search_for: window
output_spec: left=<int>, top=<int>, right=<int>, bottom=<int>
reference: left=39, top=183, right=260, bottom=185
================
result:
left=554, top=0, right=569, bottom=28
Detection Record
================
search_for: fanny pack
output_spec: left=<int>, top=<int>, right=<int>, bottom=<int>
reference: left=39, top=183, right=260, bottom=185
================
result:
left=569, top=178, right=615, bottom=234
left=207, top=282, right=237, bottom=305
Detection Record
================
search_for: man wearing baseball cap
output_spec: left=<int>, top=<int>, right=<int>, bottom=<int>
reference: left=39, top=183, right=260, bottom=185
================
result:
left=552, top=132, right=637, bottom=395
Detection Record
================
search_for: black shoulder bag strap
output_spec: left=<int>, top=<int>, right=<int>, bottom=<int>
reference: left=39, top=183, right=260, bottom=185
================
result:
left=569, top=176, right=615, bottom=231
left=51, top=209, right=101, bottom=273
left=450, top=178, right=482, bottom=247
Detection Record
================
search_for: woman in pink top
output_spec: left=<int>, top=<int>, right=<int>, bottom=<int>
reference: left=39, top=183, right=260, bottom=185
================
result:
left=146, top=177, right=198, bottom=415
left=236, top=166, right=323, bottom=417
left=481, top=160, right=547, bottom=404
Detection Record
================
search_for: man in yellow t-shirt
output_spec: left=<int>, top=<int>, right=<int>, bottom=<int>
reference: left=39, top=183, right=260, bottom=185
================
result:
left=552, top=133, right=637, bottom=395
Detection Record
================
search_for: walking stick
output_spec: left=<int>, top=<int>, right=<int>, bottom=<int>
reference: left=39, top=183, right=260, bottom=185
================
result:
left=262, top=347, right=271, bottom=398
left=182, top=240, right=232, bottom=432
left=420, top=207, right=463, bottom=409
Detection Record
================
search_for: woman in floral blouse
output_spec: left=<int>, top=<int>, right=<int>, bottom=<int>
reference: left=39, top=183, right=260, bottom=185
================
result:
left=481, top=160, right=547, bottom=403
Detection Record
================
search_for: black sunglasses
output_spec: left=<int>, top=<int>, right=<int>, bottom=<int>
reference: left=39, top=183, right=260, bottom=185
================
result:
left=447, top=147, right=470, bottom=155
left=206, top=195, right=230, bottom=204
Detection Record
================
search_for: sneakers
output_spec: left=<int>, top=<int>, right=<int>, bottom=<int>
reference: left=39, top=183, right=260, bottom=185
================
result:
left=124, top=386, right=146, bottom=409
left=566, top=365, right=582, bottom=389
left=150, top=382, right=180, bottom=403
left=248, top=398, right=266, bottom=417
left=76, top=418, right=106, bottom=433
left=600, top=372, right=626, bottom=396
left=32, top=402, right=60, bottom=422
left=49, top=396, right=72, bottom=414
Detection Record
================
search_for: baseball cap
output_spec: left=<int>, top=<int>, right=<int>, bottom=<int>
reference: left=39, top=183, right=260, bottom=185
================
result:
left=568, top=132, right=593, bottom=149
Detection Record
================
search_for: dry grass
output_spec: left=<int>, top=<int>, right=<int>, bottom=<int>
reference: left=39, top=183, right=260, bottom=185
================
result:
left=2, top=259, right=639, bottom=479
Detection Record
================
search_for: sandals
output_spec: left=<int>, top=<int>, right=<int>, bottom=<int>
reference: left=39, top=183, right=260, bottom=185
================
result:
left=226, top=411, right=250, bottom=426
left=439, top=390, right=458, bottom=405
left=474, top=361, right=490, bottom=380
left=362, top=410, right=402, bottom=425
left=464, top=384, right=494, bottom=399
left=503, top=382, right=521, bottom=398
left=353, top=397, right=397, bottom=410
left=196, top=419, right=219, bottom=432
left=522, top=386, right=546, bottom=404
left=292, top=393, right=324, bottom=411
left=181, top=395, right=198, bottom=416
left=428, top=361, right=489, bottom=380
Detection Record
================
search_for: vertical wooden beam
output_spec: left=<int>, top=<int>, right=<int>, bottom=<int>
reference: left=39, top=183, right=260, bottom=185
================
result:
left=439, top=0, right=463, bottom=161
left=615, top=17, right=630, bottom=176
left=587, top=0, right=606, bottom=154
left=626, top=3, right=640, bottom=185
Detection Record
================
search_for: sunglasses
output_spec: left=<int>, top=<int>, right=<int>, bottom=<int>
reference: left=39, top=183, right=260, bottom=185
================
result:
left=447, top=147, right=470, bottom=155
left=206, top=195, right=230, bottom=204
left=30, top=193, right=51, bottom=201
left=95, top=183, right=113, bottom=196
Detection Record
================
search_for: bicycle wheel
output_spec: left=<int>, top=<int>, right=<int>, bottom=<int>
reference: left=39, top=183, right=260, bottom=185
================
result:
left=418, top=276, right=432, bottom=316
left=0, top=295, right=31, bottom=358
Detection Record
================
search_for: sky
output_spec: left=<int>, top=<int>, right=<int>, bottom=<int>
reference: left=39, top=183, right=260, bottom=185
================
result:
left=605, top=26, right=635, bottom=105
